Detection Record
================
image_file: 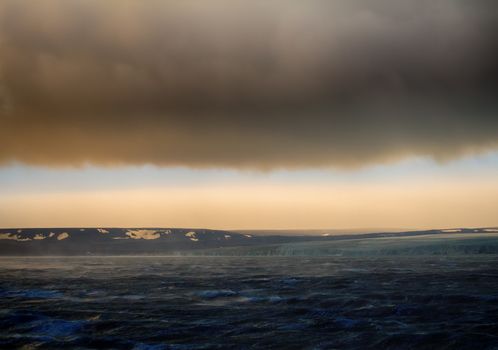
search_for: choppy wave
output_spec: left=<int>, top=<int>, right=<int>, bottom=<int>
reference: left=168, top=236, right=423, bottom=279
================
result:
left=1, top=256, right=498, bottom=349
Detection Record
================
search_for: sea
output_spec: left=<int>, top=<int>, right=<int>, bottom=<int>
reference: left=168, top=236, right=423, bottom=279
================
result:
left=1, top=256, right=498, bottom=349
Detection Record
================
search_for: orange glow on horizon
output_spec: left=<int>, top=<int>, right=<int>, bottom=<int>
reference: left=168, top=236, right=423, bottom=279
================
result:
left=1, top=177, right=497, bottom=230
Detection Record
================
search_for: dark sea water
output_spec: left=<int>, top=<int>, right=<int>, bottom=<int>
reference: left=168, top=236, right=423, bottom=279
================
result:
left=1, top=256, right=498, bottom=349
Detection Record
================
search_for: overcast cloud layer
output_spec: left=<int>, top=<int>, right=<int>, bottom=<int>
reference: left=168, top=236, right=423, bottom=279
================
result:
left=0, top=0, right=497, bottom=169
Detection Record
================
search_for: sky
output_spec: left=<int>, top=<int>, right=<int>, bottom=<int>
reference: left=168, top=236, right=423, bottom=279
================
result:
left=0, top=1, right=497, bottom=230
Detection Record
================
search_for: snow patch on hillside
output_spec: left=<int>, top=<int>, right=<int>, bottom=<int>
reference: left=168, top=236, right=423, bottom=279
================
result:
left=126, top=230, right=160, bottom=240
left=185, top=231, right=198, bottom=242
left=0, top=233, right=17, bottom=240
left=0, top=233, right=31, bottom=241
left=57, top=233, right=69, bottom=240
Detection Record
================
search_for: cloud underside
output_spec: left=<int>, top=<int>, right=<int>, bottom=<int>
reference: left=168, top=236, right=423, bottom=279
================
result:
left=1, top=0, right=497, bottom=169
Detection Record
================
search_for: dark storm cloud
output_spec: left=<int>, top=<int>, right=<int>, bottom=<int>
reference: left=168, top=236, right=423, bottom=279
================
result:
left=0, top=0, right=497, bottom=168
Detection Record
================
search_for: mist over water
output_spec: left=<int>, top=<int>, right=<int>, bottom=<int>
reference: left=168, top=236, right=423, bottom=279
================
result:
left=1, top=256, right=498, bottom=349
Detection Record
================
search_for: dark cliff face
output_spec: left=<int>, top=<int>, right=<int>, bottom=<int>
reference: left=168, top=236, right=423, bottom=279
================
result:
left=0, top=228, right=319, bottom=255
left=0, top=228, right=247, bottom=255
left=0, top=227, right=496, bottom=256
